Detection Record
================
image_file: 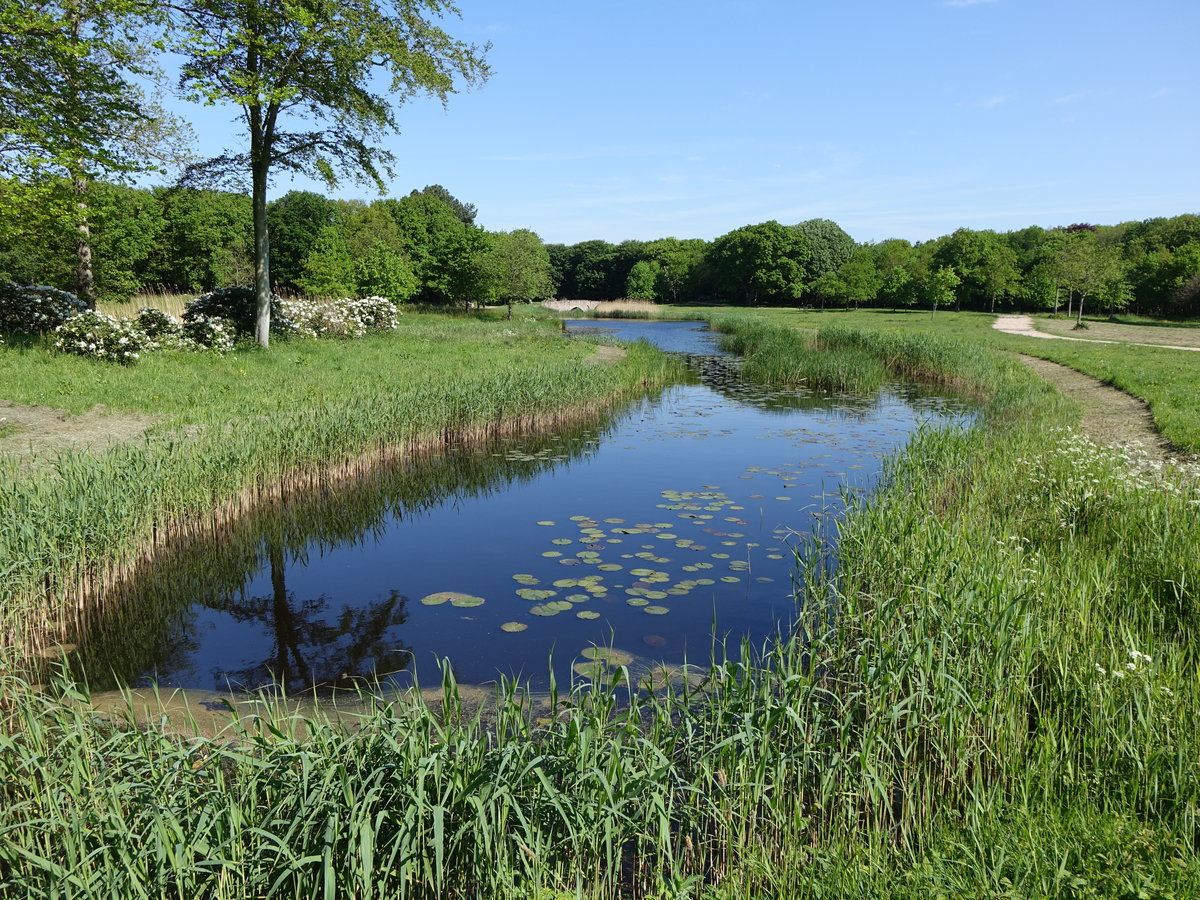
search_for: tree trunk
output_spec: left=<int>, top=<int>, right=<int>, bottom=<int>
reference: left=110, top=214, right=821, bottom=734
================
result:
left=72, top=173, right=95, bottom=307
left=251, top=152, right=272, bottom=347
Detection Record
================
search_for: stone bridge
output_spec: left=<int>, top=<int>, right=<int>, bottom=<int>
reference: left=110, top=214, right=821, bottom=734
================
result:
left=540, top=299, right=600, bottom=312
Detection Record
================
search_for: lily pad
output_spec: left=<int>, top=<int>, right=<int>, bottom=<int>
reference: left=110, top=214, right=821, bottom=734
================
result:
left=420, top=591, right=483, bottom=607
left=517, top=588, right=556, bottom=601
left=500, top=621, right=528, bottom=633
left=598, top=563, right=623, bottom=572
left=542, top=551, right=563, bottom=558
left=576, top=610, right=601, bottom=620
left=581, top=647, right=634, bottom=666
left=573, top=661, right=609, bottom=680
left=643, top=605, right=669, bottom=615
left=536, top=520, right=556, bottom=526
left=530, top=604, right=562, bottom=617
left=720, top=576, right=740, bottom=583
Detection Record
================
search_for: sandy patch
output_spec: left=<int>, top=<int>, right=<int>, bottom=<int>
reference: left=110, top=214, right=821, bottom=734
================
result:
left=0, top=399, right=161, bottom=463
left=994, top=315, right=1200, bottom=352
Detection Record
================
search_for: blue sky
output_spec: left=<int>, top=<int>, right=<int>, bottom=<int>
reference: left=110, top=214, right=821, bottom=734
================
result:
left=177, top=0, right=1200, bottom=246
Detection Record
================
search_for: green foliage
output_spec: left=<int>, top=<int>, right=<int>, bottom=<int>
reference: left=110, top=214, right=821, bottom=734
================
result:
left=482, top=229, right=554, bottom=311
left=707, top=220, right=809, bottom=305
left=793, top=217, right=856, bottom=284
left=267, top=191, right=341, bottom=291
left=625, top=259, right=660, bottom=299
left=297, top=224, right=356, bottom=299
left=353, top=241, right=419, bottom=303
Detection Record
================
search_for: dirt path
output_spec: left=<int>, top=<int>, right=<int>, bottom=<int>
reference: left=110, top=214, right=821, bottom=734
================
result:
left=0, top=400, right=161, bottom=464
left=1013, top=355, right=1187, bottom=461
left=994, top=314, right=1200, bottom=352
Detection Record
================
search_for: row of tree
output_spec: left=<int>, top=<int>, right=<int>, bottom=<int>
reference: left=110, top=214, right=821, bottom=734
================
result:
left=0, top=181, right=554, bottom=313
left=547, top=215, right=1200, bottom=320
left=3, top=176, right=1199, bottom=322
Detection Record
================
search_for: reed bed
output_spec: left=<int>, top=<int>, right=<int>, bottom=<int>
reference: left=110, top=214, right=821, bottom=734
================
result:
left=2, top=319, right=1199, bottom=896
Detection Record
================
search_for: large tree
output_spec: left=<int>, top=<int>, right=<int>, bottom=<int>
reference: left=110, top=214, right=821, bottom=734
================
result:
left=173, top=0, right=489, bottom=346
left=706, top=221, right=809, bottom=306
left=0, top=0, right=185, bottom=303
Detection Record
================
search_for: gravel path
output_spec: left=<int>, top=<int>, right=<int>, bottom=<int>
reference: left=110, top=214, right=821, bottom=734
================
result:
left=993, top=315, right=1200, bottom=352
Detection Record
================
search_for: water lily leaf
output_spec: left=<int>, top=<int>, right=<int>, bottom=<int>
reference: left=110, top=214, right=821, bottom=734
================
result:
left=643, top=606, right=669, bottom=615
left=581, top=647, right=633, bottom=666
left=712, top=553, right=730, bottom=560
left=553, top=578, right=579, bottom=588
left=598, top=563, right=623, bottom=572
left=566, top=593, right=589, bottom=602
left=451, top=594, right=485, bottom=608
left=419, top=592, right=452, bottom=606
left=529, top=604, right=561, bottom=617
left=500, top=622, right=528, bottom=633
left=573, top=661, right=608, bottom=680
left=551, top=538, right=574, bottom=545
left=536, top=520, right=556, bottom=526
left=627, top=597, right=649, bottom=607
left=720, top=576, right=740, bottom=583
left=542, top=551, right=563, bottom=558
left=576, top=610, right=601, bottom=620
left=548, top=600, right=573, bottom=611
left=518, top=588, right=555, bottom=601
left=695, top=578, right=715, bottom=585
left=643, top=590, right=668, bottom=600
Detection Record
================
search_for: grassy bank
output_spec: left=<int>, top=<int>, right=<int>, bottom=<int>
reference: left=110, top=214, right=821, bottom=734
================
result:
left=702, top=306, right=1200, bottom=453
left=2, top=317, right=1198, bottom=897
left=0, top=313, right=682, bottom=668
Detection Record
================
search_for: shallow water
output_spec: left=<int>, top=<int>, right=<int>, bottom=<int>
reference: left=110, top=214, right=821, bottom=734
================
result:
left=83, top=320, right=973, bottom=693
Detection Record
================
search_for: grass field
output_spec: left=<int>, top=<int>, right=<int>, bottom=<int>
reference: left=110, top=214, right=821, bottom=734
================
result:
left=2, top=309, right=1198, bottom=897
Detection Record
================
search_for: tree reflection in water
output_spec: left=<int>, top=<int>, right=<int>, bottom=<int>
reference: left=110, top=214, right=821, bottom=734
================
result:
left=213, top=544, right=413, bottom=693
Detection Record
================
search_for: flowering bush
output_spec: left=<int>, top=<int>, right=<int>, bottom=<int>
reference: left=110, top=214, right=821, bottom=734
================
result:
left=278, top=295, right=401, bottom=339
left=183, top=286, right=296, bottom=338
left=181, top=314, right=236, bottom=354
left=134, top=307, right=188, bottom=350
left=0, top=280, right=89, bottom=334
left=52, top=311, right=146, bottom=364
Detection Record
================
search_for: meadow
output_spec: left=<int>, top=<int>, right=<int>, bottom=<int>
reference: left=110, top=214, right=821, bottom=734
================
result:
left=1, top=308, right=1198, bottom=897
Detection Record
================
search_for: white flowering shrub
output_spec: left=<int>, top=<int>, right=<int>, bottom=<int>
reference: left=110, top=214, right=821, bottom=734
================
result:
left=52, top=311, right=146, bottom=364
left=183, top=287, right=296, bottom=339
left=350, top=295, right=401, bottom=330
left=181, top=314, right=236, bottom=354
left=134, top=307, right=189, bottom=350
left=0, top=280, right=89, bottom=334
left=278, top=295, right=401, bottom=339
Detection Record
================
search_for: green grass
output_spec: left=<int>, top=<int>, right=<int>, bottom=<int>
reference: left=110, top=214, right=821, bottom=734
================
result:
left=652, top=306, right=1200, bottom=453
left=2, top=314, right=1199, bottom=897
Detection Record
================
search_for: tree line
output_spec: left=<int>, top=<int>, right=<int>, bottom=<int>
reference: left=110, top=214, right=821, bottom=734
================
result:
left=549, top=215, right=1200, bottom=320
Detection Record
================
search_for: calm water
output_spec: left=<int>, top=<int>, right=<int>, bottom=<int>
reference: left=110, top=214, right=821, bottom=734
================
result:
left=85, top=320, right=973, bottom=692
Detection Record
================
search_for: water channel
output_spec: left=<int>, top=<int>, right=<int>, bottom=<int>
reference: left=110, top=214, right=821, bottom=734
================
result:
left=81, top=320, right=974, bottom=693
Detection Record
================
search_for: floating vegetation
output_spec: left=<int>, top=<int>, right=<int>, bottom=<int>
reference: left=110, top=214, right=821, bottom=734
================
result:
left=500, top=621, right=527, bottom=633
left=419, top=591, right=484, bottom=608
left=643, top=606, right=669, bottom=615
left=575, top=610, right=600, bottom=619
left=580, top=647, right=633, bottom=666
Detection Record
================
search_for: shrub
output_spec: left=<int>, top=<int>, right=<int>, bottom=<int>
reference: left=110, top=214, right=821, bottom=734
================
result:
left=0, top=280, right=89, bottom=334
left=134, top=307, right=188, bottom=350
left=183, top=286, right=295, bottom=338
left=181, top=314, right=236, bottom=354
left=278, top=295, right=401, bottom=339
left=52, top=311, right=146, bottom=364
